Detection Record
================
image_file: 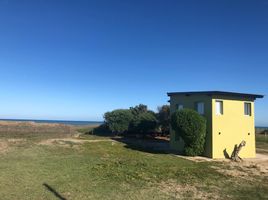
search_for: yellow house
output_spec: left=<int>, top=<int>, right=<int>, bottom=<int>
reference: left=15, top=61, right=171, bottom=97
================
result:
left=167, top=91, right=264, bottom=158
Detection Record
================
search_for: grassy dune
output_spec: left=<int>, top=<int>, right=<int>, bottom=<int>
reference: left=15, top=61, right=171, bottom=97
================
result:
left=0, top=123, right=267, bottom=199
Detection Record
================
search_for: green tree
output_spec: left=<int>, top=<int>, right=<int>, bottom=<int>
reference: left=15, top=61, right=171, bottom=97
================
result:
left=157, top=105, right=170, bottom=135
left=129, top=112, right=158, bottom=134
left=104, top=109, right=133, bottom=134
left=171, top=109, right=206, bottom=156
left=128, top=104, right=158, bottom=134
left=130, top=104, right=148, bottom=115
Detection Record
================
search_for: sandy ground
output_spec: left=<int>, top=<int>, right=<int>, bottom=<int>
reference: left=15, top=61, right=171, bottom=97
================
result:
left=38, top=138, right=113, bottom=146
left=0, top=140, right=8, bottom=153
left=0, top=138, right=27, bottom=153
left=176, top=153, right=268, bottom=178
left=159, top=179, right=221, bottom=199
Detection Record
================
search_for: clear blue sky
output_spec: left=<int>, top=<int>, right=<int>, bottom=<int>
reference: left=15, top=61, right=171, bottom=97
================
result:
left=0, top=0, right=267, bottom=125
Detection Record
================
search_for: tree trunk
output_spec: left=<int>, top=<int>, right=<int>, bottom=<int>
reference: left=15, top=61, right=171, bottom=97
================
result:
left=231, top=140, right=246, bottom=162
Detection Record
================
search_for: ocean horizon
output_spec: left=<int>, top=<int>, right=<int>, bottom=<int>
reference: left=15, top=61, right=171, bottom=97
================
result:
left=0, top=118, right=266, bottom=128
left=0, top=119, right=103, bottom=126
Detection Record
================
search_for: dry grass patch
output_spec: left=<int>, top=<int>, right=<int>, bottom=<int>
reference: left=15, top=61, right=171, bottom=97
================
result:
left=159, top=179, right=221, bottom=199
left=0, top=120, right=74, bottom=139
left=0, top=138, right=27, bottom=153
left=7, top=138, right=26, bottom=143
left=176, top=153, right=268, bottom=180
left=210, top=159, right=268, bottom=181
left=38, top=138, right=114, bottom=150
left=0, top=140, right=9, bottom=153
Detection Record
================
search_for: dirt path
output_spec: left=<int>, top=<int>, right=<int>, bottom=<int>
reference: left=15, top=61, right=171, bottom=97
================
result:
left=38, top=138, right=114, bottom=146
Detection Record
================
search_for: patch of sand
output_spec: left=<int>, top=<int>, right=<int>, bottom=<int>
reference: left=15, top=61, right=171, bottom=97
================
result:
left=159, top=180, right=221, bottom=199
left=175, top=155, right=215, bottom=162
left=38, top=138, right=113, bottom=147
left=215, top=156, right=268, bottom=178
left=176, top=153, right=268, bottom=179
left=0, top=138, right=26, bottom=153
left=7, top=138, right=26, bottom=143
left=0, top=140, right=8, bottom=153
left=240, top=153, right=268, bottom=176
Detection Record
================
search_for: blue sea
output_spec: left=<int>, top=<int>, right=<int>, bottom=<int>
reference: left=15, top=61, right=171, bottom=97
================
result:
left=0, top=119, right=103, bottom=126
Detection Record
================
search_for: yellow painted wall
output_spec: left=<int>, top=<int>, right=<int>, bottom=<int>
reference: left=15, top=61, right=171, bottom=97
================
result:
left=169, top=94, right=256, bottom=158
left=211, top=96, right=255, bottom=158
left=169, top=94, right=212, bottom=157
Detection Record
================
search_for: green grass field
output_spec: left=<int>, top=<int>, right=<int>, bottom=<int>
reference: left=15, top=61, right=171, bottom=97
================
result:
left=0, top=126, right=267, bottom=199
left=256, top=133, right=268, bottom=154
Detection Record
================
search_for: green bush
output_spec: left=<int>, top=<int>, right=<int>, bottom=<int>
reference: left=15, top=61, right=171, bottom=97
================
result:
left=171, top=109, right=206, bottom=156
left=129, top=112, right=158, bottom=134
left=130, top=104, right=148, bottom=115
left=104, top=109, right=133, bottom=134
left=90, top=124, right=112, bottom=136
left=104, top=104, right=158, bottom=136
left=157, top=105, right=170, bottom=135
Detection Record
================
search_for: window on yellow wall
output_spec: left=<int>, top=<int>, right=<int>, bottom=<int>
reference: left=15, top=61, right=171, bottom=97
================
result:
left=176, top=104, right=183, bottom=110
left=196, top=102, right=205, bottom=115
left=216, top=100, right=223, bottom=115
left=244, top=102, right=251, bottom=116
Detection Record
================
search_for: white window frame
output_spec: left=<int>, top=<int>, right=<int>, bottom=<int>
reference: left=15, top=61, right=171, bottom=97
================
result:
left=215, top=100, right=223, bottom=115
left=196, top=102, right=205, bottom=115
left=244, top=102, right=251, bottom=116
left=176, top=104, right=184, bottom=110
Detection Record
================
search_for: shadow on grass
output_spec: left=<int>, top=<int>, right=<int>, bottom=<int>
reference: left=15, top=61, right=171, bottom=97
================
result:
left=85, top=124, right=172, bottom=154
left=43, top=183, right=67, bottom=200
left=86, top=124, right=114, bottom=137
left=112, top=137, right=171, bottom=154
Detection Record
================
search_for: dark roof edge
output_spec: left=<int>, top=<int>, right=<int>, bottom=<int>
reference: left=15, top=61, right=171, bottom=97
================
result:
left=167, top=91, right=264, bottom=99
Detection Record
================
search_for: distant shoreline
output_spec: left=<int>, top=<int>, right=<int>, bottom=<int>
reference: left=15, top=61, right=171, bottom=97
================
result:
left=0, top=119, right=103, bottom=126
left=256, top=126, right=268, bottom=130
left=0, top=119, right=266, bottom=128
